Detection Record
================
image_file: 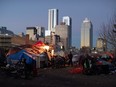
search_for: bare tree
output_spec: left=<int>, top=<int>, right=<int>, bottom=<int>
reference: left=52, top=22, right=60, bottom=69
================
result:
left=99, top=14, right=116, bottom=57
left=113, top=24, right=116, bottom=33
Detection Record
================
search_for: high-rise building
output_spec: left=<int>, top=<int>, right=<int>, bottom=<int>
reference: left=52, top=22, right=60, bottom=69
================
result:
left=48, top=9, right=58, bottom=33
left=55, top=24, right=70, bottom=50
left=62, top=16, right=72, bottom=47
left=62, top=16, right=71, bottom=26
left=81, top=18, right=93, bottom=48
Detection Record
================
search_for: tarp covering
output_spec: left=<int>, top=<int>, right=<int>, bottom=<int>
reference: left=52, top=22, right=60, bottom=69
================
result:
left=7, top=50, right=34, bottom=64
left=7, top=50, right=25, bottom=60
left=6, top=47, right=22, bottom=56
left=7, top=41, right=46, bottom=64
left=20, top=51, right=33, bottom=64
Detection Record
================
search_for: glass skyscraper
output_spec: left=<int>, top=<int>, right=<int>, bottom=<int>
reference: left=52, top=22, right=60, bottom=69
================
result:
left=81, top=18, right=93, bottom=48
left=48, top=9, right=58, bottom=33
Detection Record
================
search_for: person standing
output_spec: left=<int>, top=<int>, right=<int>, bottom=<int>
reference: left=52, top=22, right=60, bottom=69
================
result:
left=68, top=51, right=73, bottom=66
left=23, top=58, right=33, bottom=79
left=83, top=54, right=92, bottom=75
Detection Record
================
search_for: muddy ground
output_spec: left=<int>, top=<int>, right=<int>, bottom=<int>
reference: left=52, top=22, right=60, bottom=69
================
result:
left=0, top=67, right=116, bottom=87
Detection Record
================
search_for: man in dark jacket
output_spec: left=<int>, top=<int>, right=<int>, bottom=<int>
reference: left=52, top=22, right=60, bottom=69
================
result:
left=68, top=52, right=73, bottom=66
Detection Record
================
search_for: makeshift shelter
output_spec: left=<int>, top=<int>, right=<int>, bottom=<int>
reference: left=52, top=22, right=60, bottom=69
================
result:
left=7, top=50, right=34, bottom=64
left=6, top=47, right=22, bottom=56
left=33, top=41, right=45, bottom=46
left=28, top=41, right=47, bottom=55
left=6, top=41, right=49, bottom=68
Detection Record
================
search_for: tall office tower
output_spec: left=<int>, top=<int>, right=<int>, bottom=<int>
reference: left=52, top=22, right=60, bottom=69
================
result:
left=62, top=16, right=72, bottom=47
left=81, top=18, right=93, bottom=48
left=55, top=24, right=70, bottom=51
left=48, top=9, right=58, bottom=34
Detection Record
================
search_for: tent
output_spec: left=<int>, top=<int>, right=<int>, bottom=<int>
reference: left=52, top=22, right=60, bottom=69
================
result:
left=6, top=41, right=46, bottom=66
left=34, top=41, right=45, bottom=46
left=6, top=47, right=22, bottom=56
left=7, top=50, right=34, bottom=64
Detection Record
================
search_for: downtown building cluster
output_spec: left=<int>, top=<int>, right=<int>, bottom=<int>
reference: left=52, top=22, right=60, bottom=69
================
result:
left=26, top=9, right=72, bottom=51
left=0, top=9, right=106, bottom=52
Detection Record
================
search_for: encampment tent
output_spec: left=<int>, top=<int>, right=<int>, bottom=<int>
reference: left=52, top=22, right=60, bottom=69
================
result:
left=7, top=50, right=34, bottom=64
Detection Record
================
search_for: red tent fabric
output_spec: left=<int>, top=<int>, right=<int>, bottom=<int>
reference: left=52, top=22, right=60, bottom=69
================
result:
left=34, top=41, right=45, bottom=46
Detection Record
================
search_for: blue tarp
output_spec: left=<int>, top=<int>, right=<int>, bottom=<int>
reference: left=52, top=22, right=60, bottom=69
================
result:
left=7, top=50, right=33, bottom=64
left=20, top=52, right=33, bottom=64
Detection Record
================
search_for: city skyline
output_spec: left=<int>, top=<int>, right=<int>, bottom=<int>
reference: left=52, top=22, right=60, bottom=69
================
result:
left=0, top=0, right=116, bottom=48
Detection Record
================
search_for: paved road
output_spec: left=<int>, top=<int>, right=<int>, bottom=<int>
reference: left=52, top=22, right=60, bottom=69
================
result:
left=0, top=67, right=116, bottom=87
